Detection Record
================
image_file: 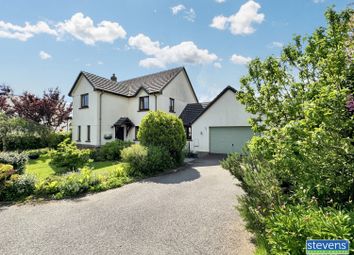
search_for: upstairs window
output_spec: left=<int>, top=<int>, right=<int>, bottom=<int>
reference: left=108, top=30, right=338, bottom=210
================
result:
left=139, top=96, right=149, bottom=111
left=80, top=94, right=89, bottom=108
left=169, top=98, right=175, bottom=113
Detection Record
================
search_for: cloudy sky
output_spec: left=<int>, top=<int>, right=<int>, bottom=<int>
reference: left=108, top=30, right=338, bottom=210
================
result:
left=0, top=0, right=350, bottom=101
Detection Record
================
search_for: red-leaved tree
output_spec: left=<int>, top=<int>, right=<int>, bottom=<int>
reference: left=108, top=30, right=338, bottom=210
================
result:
left=11, top=87, right=72, bottom=130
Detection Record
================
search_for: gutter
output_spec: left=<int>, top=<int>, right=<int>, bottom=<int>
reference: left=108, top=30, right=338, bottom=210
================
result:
left=154, top=94, right=158, bottom=111
left=99, top=91, right=103, bottom=146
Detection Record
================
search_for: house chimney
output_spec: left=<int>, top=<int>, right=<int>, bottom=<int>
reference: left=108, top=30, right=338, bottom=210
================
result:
left=111, top=73, right=117, bottom=82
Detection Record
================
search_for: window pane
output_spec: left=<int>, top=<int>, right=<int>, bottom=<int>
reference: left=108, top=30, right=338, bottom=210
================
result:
left=78, top=126, right=81, bottom=141
left=143, top=97, right=149, bottom=109
left=87, top=125, right=90, bottom=141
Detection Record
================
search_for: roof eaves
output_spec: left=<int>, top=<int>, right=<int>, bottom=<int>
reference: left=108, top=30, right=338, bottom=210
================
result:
left=68, top=71, right=96, bottom=97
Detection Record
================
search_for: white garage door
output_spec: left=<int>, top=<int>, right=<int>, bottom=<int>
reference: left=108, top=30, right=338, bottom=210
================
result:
left=210, top=126, right=253, bottom=154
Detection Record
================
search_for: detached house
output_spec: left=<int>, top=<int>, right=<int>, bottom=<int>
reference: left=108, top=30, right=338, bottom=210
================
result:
left=69, top=67, right=253, bottom=154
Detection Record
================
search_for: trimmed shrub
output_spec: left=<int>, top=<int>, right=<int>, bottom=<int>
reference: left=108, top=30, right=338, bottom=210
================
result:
left=0, top=152, right=28, bottom=174
left=1, top=135, right=45, bottom=151
left=93, top=140, right=133, bottom=161
left=0, top=164, right=15, bottom=187
left=121, top=144, right=174, bottom=176
left=47, top=131, right=71, bottom=149
left=26, top=148, right=49, bottom=160
left=2, top=174, right=36, bottom=201
left=146, top=146, right=174, bottom=173
left=121, top=144, right=148, bottom=176
left=49, top=138, right=91, bottom=173
left=138, top=111, right=186, bottom=165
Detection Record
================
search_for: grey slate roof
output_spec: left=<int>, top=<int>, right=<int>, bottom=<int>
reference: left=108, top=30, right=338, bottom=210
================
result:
left=179, top=102, right=209, bottom=126
left=113, top=117, right=134, bottom=127
left=69, top=67, right=187, bottom=97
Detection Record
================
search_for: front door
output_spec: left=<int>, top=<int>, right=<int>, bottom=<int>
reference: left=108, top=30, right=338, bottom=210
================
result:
left=115, top=126, right=124, bottom=140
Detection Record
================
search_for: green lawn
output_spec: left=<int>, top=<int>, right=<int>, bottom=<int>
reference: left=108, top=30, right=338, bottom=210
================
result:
left=26, top=155, right=122, bottom=180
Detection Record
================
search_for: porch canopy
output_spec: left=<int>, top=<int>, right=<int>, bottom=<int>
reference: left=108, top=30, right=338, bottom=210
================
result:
left=113, top=117, right=135, bottom=137
left=113, top=117, right=134, bottom=127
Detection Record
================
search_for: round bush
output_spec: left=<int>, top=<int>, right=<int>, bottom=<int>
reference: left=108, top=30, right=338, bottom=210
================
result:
left=49, top=138, right=91, bottom=173
left=138, top=111, right=186, bottom=164
left=93, top=140, right=133, bottom=161
left=0, top=152, right=28, bottom=174
left=121, top=144, right=148, bottom=176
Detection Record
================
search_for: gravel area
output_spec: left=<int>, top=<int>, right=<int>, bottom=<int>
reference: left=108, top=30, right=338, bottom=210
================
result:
left=0, top=155, right=254, bottom=255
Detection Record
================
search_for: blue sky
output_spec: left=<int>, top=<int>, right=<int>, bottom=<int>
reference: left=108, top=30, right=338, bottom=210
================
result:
left=0, top=0, right=351, bottom=102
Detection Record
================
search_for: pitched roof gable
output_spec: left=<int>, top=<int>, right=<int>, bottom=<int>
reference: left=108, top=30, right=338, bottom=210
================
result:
left=179, top=102, right=209, bottom=126
left=190, top=86, right=236, bottom=124
left=68, top=67, right=197, bottom=100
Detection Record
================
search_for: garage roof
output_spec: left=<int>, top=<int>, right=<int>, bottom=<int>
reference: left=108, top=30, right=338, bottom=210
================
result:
left=190, top=86, right=236, bottom=124
left=179, top=102, right=209, bottom=126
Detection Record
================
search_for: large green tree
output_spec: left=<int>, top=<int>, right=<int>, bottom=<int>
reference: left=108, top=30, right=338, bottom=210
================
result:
left=223, top=7, right=354, bottom=253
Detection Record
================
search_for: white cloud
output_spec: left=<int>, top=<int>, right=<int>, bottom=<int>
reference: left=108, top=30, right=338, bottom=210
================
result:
left=171, top=4, right=186, bottom=15
left=215, top=0, right=226, bottom=3
left=97, top=61, right=103, bottom=65
left=214, top=62, right=222, bottom=68
left=230, top=54, right=251, bottom=65
left=39, top=51, right=52, bottom=60
left=57, top=12, right=126, bottom=45
left=171, top=5, right=196, bottom=22
left=0, top=13, right=127, bottom=45
left=210, top=15, right=228, bottom=30
left=269, top=41, right=283, bottom=48
left=184, top=8, right=196, bottom=22
left=210, top=0, right=265, bottom=35
left=128, top=33, right=218, bottom=68
left=0, top=20, right=57, bottom=41
left=313, top=0, right=325, bottom=3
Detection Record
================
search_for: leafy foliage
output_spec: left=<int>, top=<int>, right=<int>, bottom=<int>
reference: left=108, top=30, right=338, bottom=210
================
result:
left=121, top=144, right=174, bottom=176
left=49, top=138, right=91, bottom=173
left=222, top=8, right=354, bottom=254
left=0, top=151, right=28, bottom=174
left=2, top=174, right=37, bottom=201
left=9, top=87, right=72, bottom=130
left=265, top=205, right=354, bottom=255
left=35, top=166, right=132, bottom=199
left=92, top=140, right=133, bottom=161
left=138, top=111, right=186, bottom=164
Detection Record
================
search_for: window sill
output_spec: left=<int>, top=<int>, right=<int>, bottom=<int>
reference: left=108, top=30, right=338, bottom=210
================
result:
left=138, top=109, right=149, bottom=112
left=76, top=140, right=81, bottom=142
left=79, top=106, right=89, bottom=109
left=169, top=110, right=176, bottom=113
left=85, top=140, right=91, bottom=143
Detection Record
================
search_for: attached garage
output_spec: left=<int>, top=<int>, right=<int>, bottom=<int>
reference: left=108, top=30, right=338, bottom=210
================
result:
left=209, top=126, right=253, bottom=154
left=184, top=86, right=253, bottom=155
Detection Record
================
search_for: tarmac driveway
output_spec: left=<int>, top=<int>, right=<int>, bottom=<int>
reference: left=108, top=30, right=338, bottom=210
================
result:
left=0, top=155, right=254, bottom=255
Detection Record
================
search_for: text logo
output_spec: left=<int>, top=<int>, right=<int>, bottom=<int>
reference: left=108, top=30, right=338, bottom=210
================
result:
left=306, top=240, right=349, bottom=255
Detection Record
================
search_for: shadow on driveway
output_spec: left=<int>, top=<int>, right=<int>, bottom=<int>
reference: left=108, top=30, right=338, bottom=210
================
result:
left=144, top=168, right=201, bottom=184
